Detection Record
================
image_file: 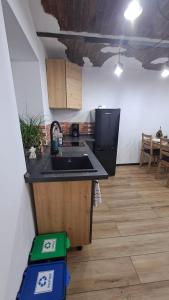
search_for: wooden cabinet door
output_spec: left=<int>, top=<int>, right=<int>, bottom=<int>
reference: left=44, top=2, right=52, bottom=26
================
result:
left=66, top=61, right=82, bottom=109
left=46, top=59, right=66, bottom=108
left=33, top=181, right=92, bottom=247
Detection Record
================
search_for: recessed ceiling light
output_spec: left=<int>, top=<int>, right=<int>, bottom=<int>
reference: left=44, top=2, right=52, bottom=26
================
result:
left=114, top=63, right=124, bottom=77
left=161, top=67, right=169, bottom=78
left=124, top=0, right=143, bottom=22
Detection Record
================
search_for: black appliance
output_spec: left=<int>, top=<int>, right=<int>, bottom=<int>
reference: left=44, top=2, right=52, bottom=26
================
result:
left=71, top=123, right=79, bottom=137
left=94, top=108, right=120, bottom=176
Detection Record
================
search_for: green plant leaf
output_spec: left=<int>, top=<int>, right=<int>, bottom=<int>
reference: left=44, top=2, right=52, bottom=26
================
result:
left=19, top=114, right=45, bottom=150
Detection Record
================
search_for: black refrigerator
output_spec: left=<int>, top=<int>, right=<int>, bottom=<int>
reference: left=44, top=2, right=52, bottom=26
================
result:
left=94, top=108, right=120, bottom=176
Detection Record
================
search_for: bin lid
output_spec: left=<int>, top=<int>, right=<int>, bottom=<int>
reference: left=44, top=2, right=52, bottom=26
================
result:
left=30, top=232, right=70, bottom=262
left=17, top=261, right=70, bottom=300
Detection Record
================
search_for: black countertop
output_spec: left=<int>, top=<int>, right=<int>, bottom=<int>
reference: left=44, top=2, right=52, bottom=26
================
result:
left=24, top=135, right=108, bottom=183
left=62, top=134, right=95, bottom=143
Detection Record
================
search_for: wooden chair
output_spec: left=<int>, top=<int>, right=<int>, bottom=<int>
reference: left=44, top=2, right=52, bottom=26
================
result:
left=157, top=138, right=169, bottom=186
left=140, top=133, right=160, bottom=168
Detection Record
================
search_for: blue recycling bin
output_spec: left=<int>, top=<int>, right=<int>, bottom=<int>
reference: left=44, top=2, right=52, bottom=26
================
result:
left=16, top=261, right=70, bottom=300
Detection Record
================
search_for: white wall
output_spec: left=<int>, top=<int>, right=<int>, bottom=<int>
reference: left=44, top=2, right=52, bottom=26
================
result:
left=11, top=61, right=44, bottom=118
left=52, top=57, right=169, bottom=164
left=6, top=0, right=51, bottom=124
left=2, top=0, right=37, bottom=62
left=0, top=1, right=34, bottom=299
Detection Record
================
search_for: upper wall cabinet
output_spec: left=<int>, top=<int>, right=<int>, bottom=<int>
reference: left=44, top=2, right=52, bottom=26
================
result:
left=46, top=59, right=82, bottom=109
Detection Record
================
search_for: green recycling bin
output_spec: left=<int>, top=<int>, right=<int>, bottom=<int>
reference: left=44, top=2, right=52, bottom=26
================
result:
left=29, top=232, right=71, bottom=264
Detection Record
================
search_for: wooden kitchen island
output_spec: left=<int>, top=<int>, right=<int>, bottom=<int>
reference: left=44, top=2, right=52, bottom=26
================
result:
left=33, top=181, right=93, bottom=247
left=25, top=141, right=108, bottom=248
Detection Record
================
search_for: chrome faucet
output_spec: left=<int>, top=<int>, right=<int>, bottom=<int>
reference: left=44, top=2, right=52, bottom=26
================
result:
left=50, top=121, right=62, bottom=155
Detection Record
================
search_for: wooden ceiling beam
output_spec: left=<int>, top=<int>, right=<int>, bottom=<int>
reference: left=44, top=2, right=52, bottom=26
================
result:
left=37, top=31, right=124, bottom=45
left=37, top=31, right=169, bottom=49
left=37, top=31, right=84, bottom=41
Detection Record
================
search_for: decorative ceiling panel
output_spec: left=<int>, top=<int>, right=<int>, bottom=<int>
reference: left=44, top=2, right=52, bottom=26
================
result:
left=57, top=37, right=116, bottom=66
left=57, top=37, right=169, bottom=70
left=39, top=0, right=169, bottom=70
left=41, top=0, right=169, bottom=40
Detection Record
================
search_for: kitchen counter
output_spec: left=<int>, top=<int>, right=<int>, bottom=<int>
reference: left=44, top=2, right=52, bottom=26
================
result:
left=24, top=136, right=107, bottom=183
left=63, top=134, right=95, bottom=142
left=25, top=135, right=107, bottom=247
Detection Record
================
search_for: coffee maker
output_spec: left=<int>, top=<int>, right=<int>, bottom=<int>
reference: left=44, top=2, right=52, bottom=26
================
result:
left=71, top=123, right=79, bottom=137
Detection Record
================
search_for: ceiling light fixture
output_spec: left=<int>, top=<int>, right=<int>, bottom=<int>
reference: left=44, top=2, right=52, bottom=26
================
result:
left=124, top=0, right=143, bottom=22
left=114, top=49, right=124, bottom=77
left=161, top=66, right=169, bottom=78
left=114, top=63, right=124, bottom=77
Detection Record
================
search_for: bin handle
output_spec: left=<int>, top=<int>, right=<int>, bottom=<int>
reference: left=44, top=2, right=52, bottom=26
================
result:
left=66, top=238, right=71, bottom=249
left=65, top=267, right=71, bottom=287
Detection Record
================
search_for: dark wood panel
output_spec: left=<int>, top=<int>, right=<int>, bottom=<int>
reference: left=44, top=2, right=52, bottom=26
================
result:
left=59, top=38, right=116, bottom=67
left=40, top=0, right=169, bottom=70
left=39, top=32, right=169, bottom=70
left=41, top=0, right=169, bottom=40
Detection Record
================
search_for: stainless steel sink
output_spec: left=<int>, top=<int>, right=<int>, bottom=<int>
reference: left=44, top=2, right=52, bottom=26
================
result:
left=41, top=156, right=97, bottom=173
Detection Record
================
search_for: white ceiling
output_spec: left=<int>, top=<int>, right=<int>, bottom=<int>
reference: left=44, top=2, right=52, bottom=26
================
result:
left=29, top=0, right=66, bottom=58
left=29, top=0, right=60, bottom=33
left=2, top=0, right=37, bottom=61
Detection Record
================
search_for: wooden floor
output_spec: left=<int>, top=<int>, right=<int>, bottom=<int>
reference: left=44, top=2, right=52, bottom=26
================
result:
left=67, top=165, right=169, bottom=300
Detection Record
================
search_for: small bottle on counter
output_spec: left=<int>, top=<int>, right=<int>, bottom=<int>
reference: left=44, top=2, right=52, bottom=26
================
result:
left=58, top=132, right=63, bottom=146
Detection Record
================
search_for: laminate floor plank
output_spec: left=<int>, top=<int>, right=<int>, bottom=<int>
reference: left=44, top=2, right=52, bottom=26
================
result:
left=132, top=252, right=169, bottom=283
left=117, top=217, right=169, bottom=236
left=67, top=281, right=169, bottom=300
left=123, top=281, right=169, bottom=300
left=94, top=205, right=156, bottom=223
left=68, top=257, right=139, bottom=294
left=92, top=221, right=120, bottom=239
left=68, top=232, right=169, bottom=263
left=105, top=197, right=169, bottom=209
left=104, top=189, right=169, bottom=197
left=68, top=166, right=169, bottom=299
left=152, top=206, right=169, bottom=218
left=67, top=288, right=127, bottom=300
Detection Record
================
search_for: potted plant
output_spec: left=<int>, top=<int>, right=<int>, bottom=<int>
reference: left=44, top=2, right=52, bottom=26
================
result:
left=19, top=115, right=45, bottom=157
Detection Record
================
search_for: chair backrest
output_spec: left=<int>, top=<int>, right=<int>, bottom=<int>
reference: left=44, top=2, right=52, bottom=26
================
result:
left=141, top=133, right=153, bottom=153
left=160, top=138, right=169, bottom=160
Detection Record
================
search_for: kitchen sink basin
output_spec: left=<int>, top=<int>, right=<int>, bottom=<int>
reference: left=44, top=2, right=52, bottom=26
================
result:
left=62, top=141, right=85, bottom=147
left=41, top=156, right=97, bottom=173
